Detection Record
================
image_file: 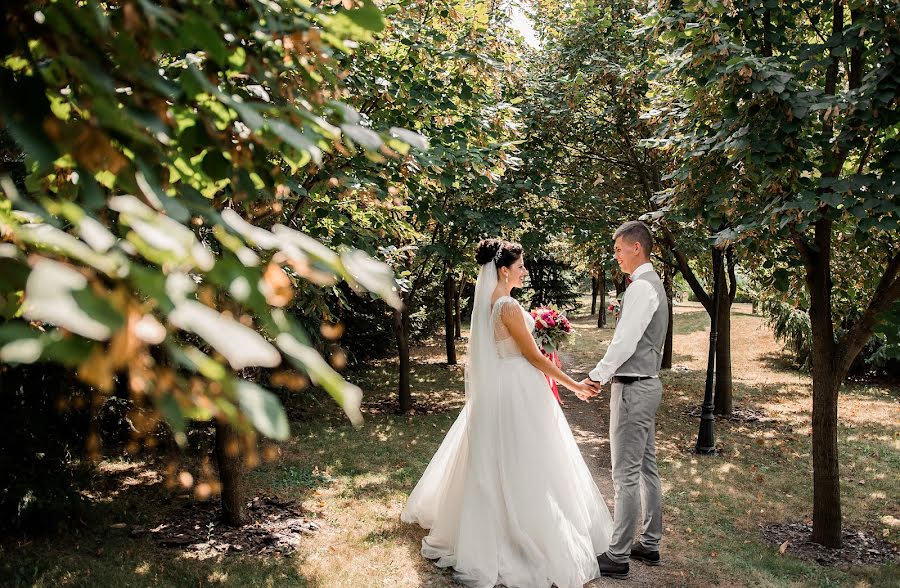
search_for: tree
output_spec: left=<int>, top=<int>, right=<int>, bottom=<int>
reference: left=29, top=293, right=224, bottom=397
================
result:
left=515, top=1, right=697, bottom=375
left=649, top=0, right=899, bottom=546
left=659, top=227, right=739, bottom=412
left=0, top=0, right=411, bottom=526
left=320, top=0, right=525, bottom=411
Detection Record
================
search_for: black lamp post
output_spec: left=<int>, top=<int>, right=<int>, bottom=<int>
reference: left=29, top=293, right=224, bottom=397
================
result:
left=695, top=245, right=723, bottom=454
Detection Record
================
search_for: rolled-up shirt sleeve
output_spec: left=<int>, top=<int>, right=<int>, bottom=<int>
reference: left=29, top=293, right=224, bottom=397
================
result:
left=589, top=280, right=659, bottom=384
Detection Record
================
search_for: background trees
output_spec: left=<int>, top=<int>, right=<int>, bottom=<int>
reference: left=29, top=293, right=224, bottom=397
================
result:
left=513, top=0, right=898, bottom=549
left=647, top=0, right=899, bottom=546
left=326, top=0, right=526, bottom=411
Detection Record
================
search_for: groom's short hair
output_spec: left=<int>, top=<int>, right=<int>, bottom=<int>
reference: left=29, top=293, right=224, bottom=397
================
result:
left=614, top=221, right=653, bottom=255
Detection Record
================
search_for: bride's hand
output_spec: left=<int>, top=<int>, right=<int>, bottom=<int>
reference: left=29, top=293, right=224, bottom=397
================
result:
left=572, top=381, right=597, bottom=402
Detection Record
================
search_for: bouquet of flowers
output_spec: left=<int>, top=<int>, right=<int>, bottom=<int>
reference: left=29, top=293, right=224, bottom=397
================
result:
left=608, top=299, right=621, bottom=322
left=530, top=306, right=574, bottom=404
left=530, top=306, right=573, bottom=354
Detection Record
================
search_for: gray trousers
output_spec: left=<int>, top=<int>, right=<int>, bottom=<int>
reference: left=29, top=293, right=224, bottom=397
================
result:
left=607, top=379, right=663, bottom=563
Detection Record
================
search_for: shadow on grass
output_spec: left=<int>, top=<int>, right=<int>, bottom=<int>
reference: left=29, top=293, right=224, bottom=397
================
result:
left=1, top=458, right=319, bottom=588
left=671, top=351, right=699, bottom=364
left=655, top=364, right=900, bottom=585
left=756, top=350, right=805, bottom=374
left=3, top=540, right=313, bottom=588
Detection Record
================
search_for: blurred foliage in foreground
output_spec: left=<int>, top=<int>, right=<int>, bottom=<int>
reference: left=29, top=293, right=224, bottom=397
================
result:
left=0, top=0, right=428, bottom=524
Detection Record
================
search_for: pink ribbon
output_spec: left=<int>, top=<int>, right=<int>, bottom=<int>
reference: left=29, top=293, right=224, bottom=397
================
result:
left=543, top=351, right=562, bottom=403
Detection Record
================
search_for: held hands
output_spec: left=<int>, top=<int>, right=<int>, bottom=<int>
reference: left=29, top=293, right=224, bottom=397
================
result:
left=571, top=378, right=601, bottom=402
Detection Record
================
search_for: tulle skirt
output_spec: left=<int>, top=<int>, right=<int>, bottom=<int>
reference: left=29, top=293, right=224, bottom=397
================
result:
left=401, top=356, right=613, bottom=588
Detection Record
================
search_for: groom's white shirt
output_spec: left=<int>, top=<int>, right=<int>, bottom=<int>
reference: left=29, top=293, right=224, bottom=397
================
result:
left=588, top=262, right=660, bottom=384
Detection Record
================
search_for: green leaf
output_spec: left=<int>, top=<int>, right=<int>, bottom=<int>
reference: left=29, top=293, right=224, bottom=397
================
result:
left=0, top=321, right=92, bottom=365
left=271, top=311, right=362, bottom=427
left=15, top=223, right=120, bottom=275
left=234, top=379, right=290, bottom=440
left=201, top=150, right=230, bottom=180
left=340, top=249, right=402, bottom=309
left=156, top=393, right=188, bottom=446
left=135, top=164, right=191, bottom=223
left=389, top=127, right=429, bottom=150
left=343, top=0, right=385, bottom=33
left=179, top=14, right=227, bottom=66
left=0, top=255, right=29, bottom=293
left=110, top=195, right=213, bottom=271
left=168, top=299, right=282, bottom=370
left=22, top=259, right=122, bottom=340
left=267, top=120, right=323, bottom=166
left=341, top=123, right=383, bottom=151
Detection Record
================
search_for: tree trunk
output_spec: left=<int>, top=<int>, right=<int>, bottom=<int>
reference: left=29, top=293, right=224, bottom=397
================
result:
left=662, top=265, right=674, bottom=369
left=590, top=274, right=599, bottom=315
left=612, top=266, right=627, bottom=298
left=531, top=258, right=546, bottom=306
left=393, top=304, right=412, bottom=413
left=810, top=359, right=841, bottom=547
left=666, top=237, right=735, bottom=409
left=598, top=270, right=607, bottom=328
left=713, top=295, right=733, bottom=414
left=444, top=275, right=457, bottom=366
left=215, top=421, right=246, bottom=527
left=802, top=218, right=842, bottom=547
left=454, top=276, right=463, bottom=338
left=714, top=247, right=736, bottom=414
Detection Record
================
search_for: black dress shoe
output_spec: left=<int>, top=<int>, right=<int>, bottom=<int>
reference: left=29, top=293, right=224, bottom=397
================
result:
left=597, top=552, right=629, bottom=579
left=630, top=542, right=661, bottom=565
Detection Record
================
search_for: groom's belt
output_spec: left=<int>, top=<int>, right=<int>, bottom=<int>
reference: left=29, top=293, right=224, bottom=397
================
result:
left=611, top=375, right=655, bottom=384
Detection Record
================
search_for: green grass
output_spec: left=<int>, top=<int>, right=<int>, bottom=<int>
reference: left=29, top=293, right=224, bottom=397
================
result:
left=2, top=308, right=897, bottom=587
left=673, top=309, right=710, bottom=335
left=4, top=552, right=308, bottom=588
left=0, top=496, right=309, bottom=588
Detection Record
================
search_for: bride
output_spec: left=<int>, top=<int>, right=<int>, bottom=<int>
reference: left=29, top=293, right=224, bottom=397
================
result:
left=401, top=238, right=613, bottom=588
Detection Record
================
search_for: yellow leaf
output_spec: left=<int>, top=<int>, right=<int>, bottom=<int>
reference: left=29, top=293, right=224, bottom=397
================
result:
left=262, top=263, right=294, bottom=307
left=78, top=345, right=116, bottom=392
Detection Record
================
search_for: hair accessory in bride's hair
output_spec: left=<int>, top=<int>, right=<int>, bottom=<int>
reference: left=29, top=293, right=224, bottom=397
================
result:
left=493, top=243, right=504, bottom=264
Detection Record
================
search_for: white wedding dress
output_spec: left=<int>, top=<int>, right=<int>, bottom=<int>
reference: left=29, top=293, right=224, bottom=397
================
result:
left=401, top=263, right=613, bottom=588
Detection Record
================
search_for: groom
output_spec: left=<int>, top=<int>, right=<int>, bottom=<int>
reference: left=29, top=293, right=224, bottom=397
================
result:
left=582, top=221, right=667, bottom=579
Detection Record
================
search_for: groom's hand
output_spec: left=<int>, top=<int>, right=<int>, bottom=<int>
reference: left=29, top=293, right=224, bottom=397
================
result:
left=579, top=378, right=601, bottom=398
left=573, top=383, right=595, bottom=401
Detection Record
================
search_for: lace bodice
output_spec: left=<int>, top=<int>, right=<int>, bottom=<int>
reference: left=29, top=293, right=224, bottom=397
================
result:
left=491, top=296, right=534, bottom=358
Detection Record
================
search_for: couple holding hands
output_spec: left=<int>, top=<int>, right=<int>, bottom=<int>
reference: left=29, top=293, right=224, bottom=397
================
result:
left=402, top=221, right=667, bottom=587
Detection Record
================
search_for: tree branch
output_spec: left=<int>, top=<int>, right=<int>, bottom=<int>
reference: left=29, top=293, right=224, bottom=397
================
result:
left=803, top=6, right=830, bottom=44
left=727, top=245, right=738, bottom=302
left=849, top=7, right=864, bottom=91
left=660, top=226, right=712, bottom=312
left=762, top=9, right=773, bottom=57
left=838, top=250, right=900, bottom=373
left=856, top=134, right=875, bottom=175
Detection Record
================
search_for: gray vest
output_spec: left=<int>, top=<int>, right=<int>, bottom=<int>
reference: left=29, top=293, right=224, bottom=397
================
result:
left=617, top=270, right=669, bottom=377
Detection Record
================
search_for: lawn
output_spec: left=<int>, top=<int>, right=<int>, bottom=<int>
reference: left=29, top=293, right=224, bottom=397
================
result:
left=2, top=301, right=897, bottom=587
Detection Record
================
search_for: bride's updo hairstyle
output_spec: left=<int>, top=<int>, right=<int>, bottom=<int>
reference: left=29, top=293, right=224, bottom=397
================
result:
left=475, top=238, right=524, bottom=269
